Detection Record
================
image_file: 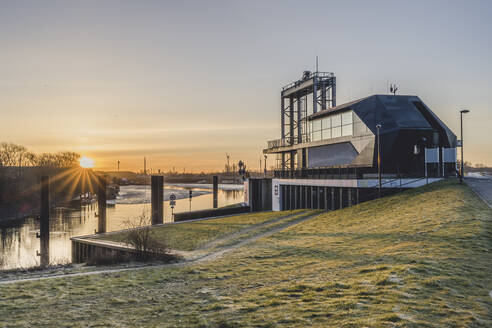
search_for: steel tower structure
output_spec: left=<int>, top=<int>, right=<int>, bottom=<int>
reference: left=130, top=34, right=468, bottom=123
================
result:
left=279, top=71, right=336, bottom=173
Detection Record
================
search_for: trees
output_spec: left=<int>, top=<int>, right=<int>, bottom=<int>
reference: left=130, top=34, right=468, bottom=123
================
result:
left=0, top=143, right=32, bottom=166
left=0, top=143, right=80, bottom=168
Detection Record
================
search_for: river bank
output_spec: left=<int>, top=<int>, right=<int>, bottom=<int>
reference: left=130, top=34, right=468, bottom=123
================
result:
left=0, top=183, right=244, bottom=270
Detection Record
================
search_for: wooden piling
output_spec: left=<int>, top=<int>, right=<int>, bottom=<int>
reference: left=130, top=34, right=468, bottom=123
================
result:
left=151, top=175, right=164, bottom=225
left=39, top=175, right=50, bottom=267
left=97, top=176, right=107, bottom=233
left=213, top=175, right=218, bottom=208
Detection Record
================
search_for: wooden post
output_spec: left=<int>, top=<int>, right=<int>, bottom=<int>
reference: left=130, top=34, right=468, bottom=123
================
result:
left=97, top=176, right=107, bottom=233
left=151, top=175, right=164, bottom=225
left=39, top=176, right=50, bottom=267
left=213, top=175, right=218, bottom=208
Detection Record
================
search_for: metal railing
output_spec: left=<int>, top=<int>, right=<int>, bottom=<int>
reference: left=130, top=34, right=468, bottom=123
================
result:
left=273, top=168, right=447, bottom=180
left=282, top=71, right=335, bottom=91
left=267, top=135, right=311, bottom=150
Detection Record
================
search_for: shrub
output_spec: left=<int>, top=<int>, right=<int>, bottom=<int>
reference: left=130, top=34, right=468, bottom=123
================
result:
left=123, top=212, right=177, bottom=262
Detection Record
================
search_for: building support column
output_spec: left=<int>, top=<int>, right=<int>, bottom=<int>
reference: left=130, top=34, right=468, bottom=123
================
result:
left=296, top=185, right=300, bottom=209
left=339, top=187, right=343, bottom=209
left=331, top=187, right=335, bottom=210
left=311, top=187, right=315, bottom=209
left=289, top=185, right=294, bottom=210
left=304, top=186, right=309, bottom=209
left=324, top=187, right=329, bottom=211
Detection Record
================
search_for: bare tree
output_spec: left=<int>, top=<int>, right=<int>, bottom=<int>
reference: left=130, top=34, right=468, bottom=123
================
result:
left=0, top=143, right=29, bottom=166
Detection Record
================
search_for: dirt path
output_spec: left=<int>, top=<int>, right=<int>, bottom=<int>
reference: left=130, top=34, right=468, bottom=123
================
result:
left=190, top=211, right=307, bottom=253
left=0, top=211, right=320, bottom=285
left=195, top=211, right=320, bottom=263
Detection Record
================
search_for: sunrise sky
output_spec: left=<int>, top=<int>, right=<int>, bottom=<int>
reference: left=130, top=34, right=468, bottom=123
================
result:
left=1, top=0, right=491, bottom=172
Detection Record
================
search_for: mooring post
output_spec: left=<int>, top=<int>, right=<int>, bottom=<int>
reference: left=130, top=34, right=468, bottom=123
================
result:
left=38, top=175, right=50, bottom=267
left=213, top=175, right=218, bottom=208
left=97, top=175, right=107, bottom=233
left=151, top=175, right=164, bottom=225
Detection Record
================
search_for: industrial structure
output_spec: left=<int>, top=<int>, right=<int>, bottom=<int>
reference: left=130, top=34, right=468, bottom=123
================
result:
left=247, top=70, right=458, bottom=212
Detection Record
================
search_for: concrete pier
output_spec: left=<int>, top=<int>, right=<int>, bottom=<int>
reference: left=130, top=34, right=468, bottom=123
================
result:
left=213, top=175, right=218, bottom=208
left=97, top=176, right=106, bottom=233
left=39, top=176, right=50, bottom=267
left=71, top=237, right=137, bottom=264
left=151, top=175, right=164, bottom=225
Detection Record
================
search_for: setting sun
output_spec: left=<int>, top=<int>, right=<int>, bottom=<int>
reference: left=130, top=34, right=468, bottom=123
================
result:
left=79, top=156, right=95, bottom=168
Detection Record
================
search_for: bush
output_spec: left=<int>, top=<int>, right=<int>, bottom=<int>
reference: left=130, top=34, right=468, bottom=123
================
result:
left=123, top=213, right=176, bottom=261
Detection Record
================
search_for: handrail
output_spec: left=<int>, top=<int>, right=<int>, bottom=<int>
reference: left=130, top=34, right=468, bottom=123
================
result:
left=282, top=71, right=335, bottom=91
left=267, top=135, right=311, bottom=150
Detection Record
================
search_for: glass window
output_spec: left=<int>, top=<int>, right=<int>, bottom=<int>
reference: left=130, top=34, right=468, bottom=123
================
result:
left=322, top=117, right=330, bottom=130
left=312, top=119, right=321, bottom=132
left=332, top=126, right=341, bottom=138
left=342, top=124, right=353, bottom=136
left=312, top=130, right=322, bottom=141
left=342, top=111, right=353, bottom=125
left=322, top=128, right=331, bottom=140
left=331, top=114, right=341, bottom=127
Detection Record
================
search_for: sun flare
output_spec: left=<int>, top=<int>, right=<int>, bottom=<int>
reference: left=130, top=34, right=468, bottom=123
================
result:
left=79, top=156, right=95, bottom=168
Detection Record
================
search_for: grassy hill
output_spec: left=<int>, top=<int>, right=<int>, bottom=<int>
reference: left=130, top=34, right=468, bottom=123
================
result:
left=1, top=179, right=491, bottom=327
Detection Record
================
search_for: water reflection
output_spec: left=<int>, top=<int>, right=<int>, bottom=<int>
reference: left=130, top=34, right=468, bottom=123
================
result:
left=0, top=184, right=244, bottom=270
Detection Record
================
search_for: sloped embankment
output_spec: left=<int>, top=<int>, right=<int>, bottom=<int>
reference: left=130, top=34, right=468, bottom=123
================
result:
left=1, top=179, right=491, bottom=327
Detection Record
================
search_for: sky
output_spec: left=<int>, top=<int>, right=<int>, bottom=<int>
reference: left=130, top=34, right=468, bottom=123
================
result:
left=0, top=0, right=491, bottom=172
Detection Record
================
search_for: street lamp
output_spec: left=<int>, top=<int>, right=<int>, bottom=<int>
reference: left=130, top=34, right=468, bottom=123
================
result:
left=376, top=124, right=382, bottom=198
left=459, top=109, right=470, bottom=184
left=264, top=155, right=267, bottom=178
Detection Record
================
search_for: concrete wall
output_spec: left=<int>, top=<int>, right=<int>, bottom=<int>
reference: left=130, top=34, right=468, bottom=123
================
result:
left=272, top=177, right=443, bottom=211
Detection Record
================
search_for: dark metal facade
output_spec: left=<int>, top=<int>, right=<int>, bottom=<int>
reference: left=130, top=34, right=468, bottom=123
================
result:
left=266, top=90, right=458, bottom=178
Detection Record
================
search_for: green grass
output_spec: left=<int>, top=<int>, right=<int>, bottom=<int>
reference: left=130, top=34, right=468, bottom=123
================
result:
left=98, top=210, right=305, bottom=251
left=1, top=179, right=491, bottom=327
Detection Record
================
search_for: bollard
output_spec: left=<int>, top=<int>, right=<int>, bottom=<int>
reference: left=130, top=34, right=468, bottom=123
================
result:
left=97, top=176, right=107, bottom=233
left=213, top=175, right=218, bottom=208
left=151, top=175, right=164, bottom=225
left=39, top=176, right=50, bottom=267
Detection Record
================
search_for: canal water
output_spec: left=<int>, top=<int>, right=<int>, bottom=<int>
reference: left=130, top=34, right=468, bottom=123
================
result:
left=0, top=184, right=244, bottom=270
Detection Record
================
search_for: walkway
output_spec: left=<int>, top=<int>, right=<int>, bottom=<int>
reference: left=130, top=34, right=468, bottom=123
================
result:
left=465, top=177, right=492, bottom=208
left=465, top=177, right=492, bottom=301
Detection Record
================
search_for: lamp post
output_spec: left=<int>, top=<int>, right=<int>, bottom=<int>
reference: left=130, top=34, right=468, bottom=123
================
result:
left=264, top=155, right=267, bottom=178
left=376, top=124, right=382, bottom=198
left=459, top=109, right=470, bottom=184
